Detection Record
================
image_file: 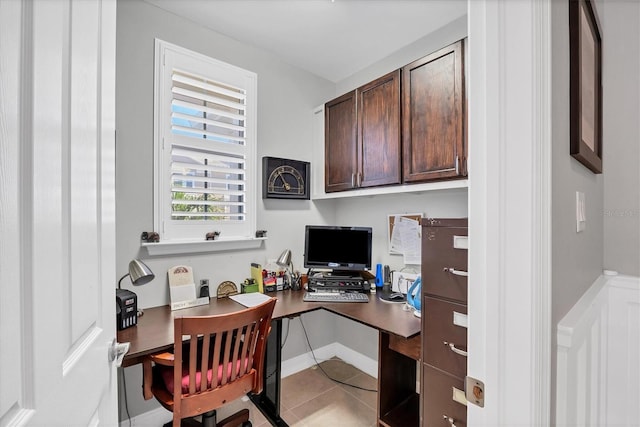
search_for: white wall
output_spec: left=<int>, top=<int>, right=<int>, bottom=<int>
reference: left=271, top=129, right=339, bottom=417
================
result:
left=115, top=0, right=469, bottom=421
left=115, top=0, right=336, bottom=419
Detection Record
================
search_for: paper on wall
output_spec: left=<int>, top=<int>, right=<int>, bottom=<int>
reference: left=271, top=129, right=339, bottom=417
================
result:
left=390, top=216, right=421, bottom=265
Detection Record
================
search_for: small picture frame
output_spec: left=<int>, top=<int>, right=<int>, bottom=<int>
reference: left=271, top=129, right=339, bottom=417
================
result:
left=569, top=0, right=603, bottom=174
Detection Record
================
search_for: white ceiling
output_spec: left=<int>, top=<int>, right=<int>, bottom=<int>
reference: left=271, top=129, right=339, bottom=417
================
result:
left=143, top=0, right=467, bottom=82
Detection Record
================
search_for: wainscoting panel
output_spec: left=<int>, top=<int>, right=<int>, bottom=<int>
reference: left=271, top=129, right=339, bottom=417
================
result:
left=556, top=274, right=640, bottom=427
left=605, top=277, right=640, bottom=427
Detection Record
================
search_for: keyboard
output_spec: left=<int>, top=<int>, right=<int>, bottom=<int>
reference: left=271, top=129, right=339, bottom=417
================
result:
left=303, top=292, right=369, bottom=303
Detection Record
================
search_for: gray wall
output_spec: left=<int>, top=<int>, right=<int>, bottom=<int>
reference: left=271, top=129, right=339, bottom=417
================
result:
left=602, top=1, right=640, bottom=276
left=115, top=0, right=468, bottom=421
left=551, top=0, right=640, bottom=422
left=551, top=0, right=604, bottom=418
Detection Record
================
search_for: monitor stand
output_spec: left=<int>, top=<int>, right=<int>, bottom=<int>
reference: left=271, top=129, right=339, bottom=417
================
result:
left=325, top=270, right=361, bottom=279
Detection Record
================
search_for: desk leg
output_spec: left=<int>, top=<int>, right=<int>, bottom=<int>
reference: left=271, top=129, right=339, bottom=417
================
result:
left=249, top=318, right=289, bottom=427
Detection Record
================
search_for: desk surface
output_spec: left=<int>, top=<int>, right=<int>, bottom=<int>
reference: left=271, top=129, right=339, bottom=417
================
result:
left=118, top=290, right=420, bottom=367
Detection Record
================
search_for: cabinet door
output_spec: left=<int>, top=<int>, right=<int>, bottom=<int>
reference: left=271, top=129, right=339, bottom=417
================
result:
left=325, top=90, right=357, bottom=192
left=358, top=70, right=401, bottom=188
left=402, top=40, right=465, bottom=183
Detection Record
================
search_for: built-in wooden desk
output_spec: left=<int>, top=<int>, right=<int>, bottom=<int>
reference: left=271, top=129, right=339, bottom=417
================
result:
left=118, top=290, right=421, bottom=427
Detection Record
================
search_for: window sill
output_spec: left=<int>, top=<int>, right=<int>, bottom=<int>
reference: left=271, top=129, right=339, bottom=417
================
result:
left=142, top=237, right=267, bottom=256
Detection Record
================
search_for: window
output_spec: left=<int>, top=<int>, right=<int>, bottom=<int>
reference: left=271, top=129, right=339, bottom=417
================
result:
left=154, top=40, right=257, bottom=243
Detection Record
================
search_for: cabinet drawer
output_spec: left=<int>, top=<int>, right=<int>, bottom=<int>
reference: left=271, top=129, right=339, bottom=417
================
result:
left=421, top=364, right=467, bottom=427
left=423, top=297, right=467, bottom=379
left=388, top=333, right=421, bottom=361
left=422, top=224, right=468, bottom=303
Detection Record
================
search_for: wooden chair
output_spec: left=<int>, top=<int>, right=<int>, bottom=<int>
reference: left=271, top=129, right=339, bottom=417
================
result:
left=142, top=298, right=276, bottom=427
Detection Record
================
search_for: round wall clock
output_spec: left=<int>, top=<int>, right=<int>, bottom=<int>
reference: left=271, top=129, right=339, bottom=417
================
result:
left=262, top=156, right=310, bottom=199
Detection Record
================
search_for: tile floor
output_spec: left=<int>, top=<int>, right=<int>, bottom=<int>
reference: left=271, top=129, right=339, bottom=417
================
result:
left=217, top=358, right=378, bottom=427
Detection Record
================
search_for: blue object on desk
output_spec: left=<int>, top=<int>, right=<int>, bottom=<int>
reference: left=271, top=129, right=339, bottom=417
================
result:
left=375, top=263, right=383, bottom=288
left=406, top=276, right=421, bottom=312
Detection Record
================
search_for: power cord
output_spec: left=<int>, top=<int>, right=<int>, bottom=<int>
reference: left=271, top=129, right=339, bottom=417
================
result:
left=263, top=318, right=292, bottom=382
left=120, top=368, right=132, bottom=427
left=298, top=316, right=377, bottom=393
left=281, top=317, right=290, bottom=348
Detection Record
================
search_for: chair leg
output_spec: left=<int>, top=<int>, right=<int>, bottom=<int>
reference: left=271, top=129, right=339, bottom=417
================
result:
left=216, top=408, right=250, bottom=427
left=201, top=410, right=217, bottom=427
left=162, top=417, right=206, bottom=427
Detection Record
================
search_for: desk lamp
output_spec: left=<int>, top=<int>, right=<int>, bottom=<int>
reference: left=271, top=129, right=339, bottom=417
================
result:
left=118, top=259, right=155, bottom=289
left=277, top=249, right=300, bottom=290
left=116, top=259, right=154, bottom=330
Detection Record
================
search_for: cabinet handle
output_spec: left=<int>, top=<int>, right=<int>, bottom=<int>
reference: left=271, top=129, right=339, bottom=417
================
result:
left=444, top=341, right=468, bottom=357
left=443, top=414, right=458, bottom=427
left=351, top=173, right=355, bottom=188
left=455, top=155, right=460, bottom=175
left=443, top=267, right=468, bottom=277
left=357, top=172, right=362, bottom=187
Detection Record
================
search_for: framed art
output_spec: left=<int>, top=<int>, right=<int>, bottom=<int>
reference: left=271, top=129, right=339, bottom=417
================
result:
left=569, top=0, right=603, bottom=174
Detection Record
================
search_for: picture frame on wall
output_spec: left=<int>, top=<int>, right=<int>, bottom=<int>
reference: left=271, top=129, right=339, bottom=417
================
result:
left=569, top=0, right=603, bottom=174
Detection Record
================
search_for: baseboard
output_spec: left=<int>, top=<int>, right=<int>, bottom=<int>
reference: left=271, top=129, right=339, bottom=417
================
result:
left=121, top=344, right=378, bottom=426
left=280, top=342, right=378, bottom=379
left=120, top=406, right=169, bottom=426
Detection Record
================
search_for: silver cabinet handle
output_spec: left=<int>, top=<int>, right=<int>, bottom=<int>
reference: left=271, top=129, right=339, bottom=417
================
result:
left=444, top=341, right=468, bottom=357
left=444, top=267, right=468, bottom=277
left=357, top=172, right=362, bottom=187
left=455, top=155, right=460, bottom=175
left=351, top=172, right=355, bottom=188
left=443, top=414, right=457, bottom=427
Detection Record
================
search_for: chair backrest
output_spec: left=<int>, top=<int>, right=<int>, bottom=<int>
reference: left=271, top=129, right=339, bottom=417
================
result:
left=171, top=298, right=276, bottom=422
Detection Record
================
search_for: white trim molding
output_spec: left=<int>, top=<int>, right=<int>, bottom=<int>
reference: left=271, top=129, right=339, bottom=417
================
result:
left=556, top=274, right=640, bottom=426
left=467, top=0, right=552, bottom=425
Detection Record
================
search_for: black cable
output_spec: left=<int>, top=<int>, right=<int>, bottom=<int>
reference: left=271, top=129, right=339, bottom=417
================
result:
left=281, top=317, right=290, bottom=348
left=298, top=316, right=377, bottom=393
left=120, top=368, right=132, bottom=427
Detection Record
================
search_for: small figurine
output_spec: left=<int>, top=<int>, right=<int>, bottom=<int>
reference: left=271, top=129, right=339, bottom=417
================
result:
left=141, top=231, right=160, bottom=242
left=206, top=231, right=220, bottom=240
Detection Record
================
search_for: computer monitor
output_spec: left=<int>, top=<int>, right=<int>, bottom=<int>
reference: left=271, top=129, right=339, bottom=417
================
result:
left=303, top=225, right=372, bottom=273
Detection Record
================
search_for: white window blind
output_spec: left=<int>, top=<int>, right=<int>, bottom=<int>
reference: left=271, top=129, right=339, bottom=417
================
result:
left=154, top=40, right=257, bottom=242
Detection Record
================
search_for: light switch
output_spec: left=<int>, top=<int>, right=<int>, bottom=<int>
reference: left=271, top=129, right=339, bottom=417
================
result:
left=576, top=191, right=586, bottom=232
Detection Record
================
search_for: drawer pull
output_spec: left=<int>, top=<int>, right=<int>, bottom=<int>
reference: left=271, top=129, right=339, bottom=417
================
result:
left=444, top=267, right=468, bottom=277
left=443, top=414, right=458, bottom=427
left=444, top=341, right=468, bottom=357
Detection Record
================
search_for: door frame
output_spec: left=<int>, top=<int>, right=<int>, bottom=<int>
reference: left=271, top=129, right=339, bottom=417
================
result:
left=467, top=0, right=552, bottom=425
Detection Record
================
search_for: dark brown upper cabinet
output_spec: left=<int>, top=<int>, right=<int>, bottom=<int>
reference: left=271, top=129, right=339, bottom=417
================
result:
left=324, top=70, right=401, bottom=192
left=402, top=39, right=466, bottom=183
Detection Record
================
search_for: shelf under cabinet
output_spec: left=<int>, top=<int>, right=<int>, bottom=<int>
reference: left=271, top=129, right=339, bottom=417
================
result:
left=379, top=393, right=420, bottom=427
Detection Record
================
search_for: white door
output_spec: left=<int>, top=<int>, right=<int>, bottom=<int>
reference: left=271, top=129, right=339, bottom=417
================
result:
left=0, top=1, right=118, bottom=426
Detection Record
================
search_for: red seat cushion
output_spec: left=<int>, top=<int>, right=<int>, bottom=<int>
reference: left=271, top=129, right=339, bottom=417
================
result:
left=159, top=359, right=251, bottom=395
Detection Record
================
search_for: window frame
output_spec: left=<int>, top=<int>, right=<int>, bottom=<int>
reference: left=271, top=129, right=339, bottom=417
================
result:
left=153, top=39, right=258, bottom=247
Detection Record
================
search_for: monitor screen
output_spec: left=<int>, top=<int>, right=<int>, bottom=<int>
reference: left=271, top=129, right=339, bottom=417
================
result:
left=303, top=225, right=372, bottom=271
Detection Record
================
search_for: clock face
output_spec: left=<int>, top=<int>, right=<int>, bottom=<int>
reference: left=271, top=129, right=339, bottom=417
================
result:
left=262, top=157, right=310, bottom=199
